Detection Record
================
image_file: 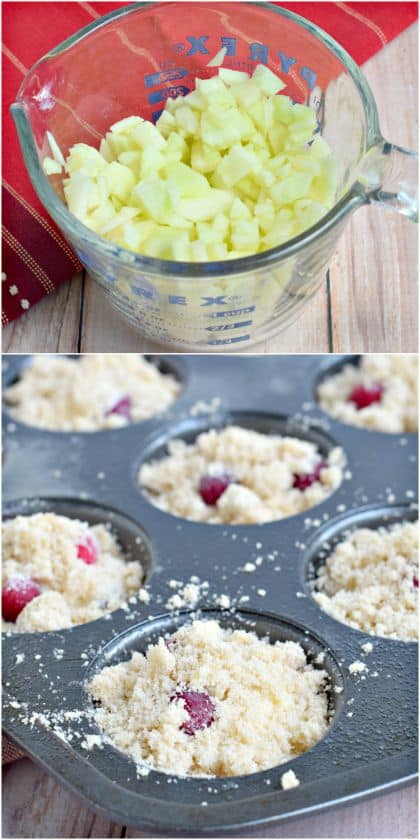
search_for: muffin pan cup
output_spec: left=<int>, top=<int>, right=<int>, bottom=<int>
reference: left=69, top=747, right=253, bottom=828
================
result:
left=2, top=354, right=418, bottom=834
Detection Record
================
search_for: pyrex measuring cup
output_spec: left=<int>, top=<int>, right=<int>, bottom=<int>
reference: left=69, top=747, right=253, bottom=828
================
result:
left=12, top=2, right=418, bottom=350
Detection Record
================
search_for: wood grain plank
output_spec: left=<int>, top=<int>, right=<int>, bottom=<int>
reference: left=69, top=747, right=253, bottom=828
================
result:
left=2, top=759, right=122, bottom=839
left=329, top=23, right=418, bottom=352
left=2, top=757, right=417, bottom=839
left=2, top=274, right=83, bottom=354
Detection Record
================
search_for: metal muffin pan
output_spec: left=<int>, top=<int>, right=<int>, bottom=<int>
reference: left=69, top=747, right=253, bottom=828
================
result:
left=2, top=353, right=418, bottom=835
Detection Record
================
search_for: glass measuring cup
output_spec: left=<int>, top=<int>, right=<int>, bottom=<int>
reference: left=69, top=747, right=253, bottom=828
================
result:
left=12, top=2, right=418, bottom=350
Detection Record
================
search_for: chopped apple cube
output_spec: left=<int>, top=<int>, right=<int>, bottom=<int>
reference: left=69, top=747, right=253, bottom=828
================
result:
left=218, top=68, right=250, bottom=86
left=102, top=161, right=136, bottom=202
left=132, top=121, right=166, bottom=150
left=270, top=172, right=313, bottom=206
left=110, top=116, right=144, bottom=135
left=231, top=218, right=259, bottom=251
left=206, top=46, right=227, bottom=67
left=191, top=140, right=221, bottom=173
left=252, top=64, right=286, bottom=95
left=179, top=189, right=232, bottom=221
left=46, top=131, right=66, bottom=167
left=43, top=156, right=62, bottom=175
left=175, top=105, right=200, bottom=136
left=164, top=161, right=210, bottom=197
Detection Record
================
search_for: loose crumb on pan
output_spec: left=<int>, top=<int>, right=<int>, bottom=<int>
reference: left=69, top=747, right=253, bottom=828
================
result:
left=139, top=425, right=344, bottom=525
left=313, top=521, right=418, bottom=641
left=348, top=661, right=368, bottom=675
left=4, top=354, right=180, bottom=431
left=88, top=619, right=331, bottom=777
left=281, top=769, right=300, bottom=790
left=317, top=355, right=418, bottom=433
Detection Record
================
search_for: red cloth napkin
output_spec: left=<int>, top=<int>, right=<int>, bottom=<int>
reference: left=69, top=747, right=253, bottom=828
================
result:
left=2, top=2, right=418, bottom=325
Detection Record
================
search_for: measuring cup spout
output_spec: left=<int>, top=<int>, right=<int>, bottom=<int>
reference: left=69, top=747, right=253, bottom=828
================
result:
left=361, top=141, right=418, bottom=222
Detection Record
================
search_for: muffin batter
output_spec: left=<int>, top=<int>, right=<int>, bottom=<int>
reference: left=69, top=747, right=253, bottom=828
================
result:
left=139, top=425, right=344, bottom=524
left=2, top=512, right=144, bottom=632
left=4, top=354, right=180, bottom=431
left=89, top=619, right=330, bottom=777
left=313, top=520, right=418, bottom=640
left=317, top=355, right=418, bottom=433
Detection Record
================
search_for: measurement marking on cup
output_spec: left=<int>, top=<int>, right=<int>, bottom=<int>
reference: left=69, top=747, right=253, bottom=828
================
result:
left=206, top=320, right=253, bottom=332
left=210, top=307, right=255, bottom=319
left=207, top=335, right=250, bottom=345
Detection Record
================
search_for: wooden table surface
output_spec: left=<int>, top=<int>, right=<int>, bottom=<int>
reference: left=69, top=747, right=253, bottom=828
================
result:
left=3, top=24, right=418, bottom=355
left=2, top=759, right=418, bottom=839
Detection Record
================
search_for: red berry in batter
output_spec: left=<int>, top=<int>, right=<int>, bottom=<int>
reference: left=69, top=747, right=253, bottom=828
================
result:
left=2, top=577, right=41, bottom=622
left=77, top=534, right=99, bottom=565
left=106, top=395, right=132, bottom=420
left=293, top=460, right=326, bottom=491
left=348, top=383, right=384, bottom=410
left=413, top=575, right=419, bottom=589
left=170, top=689, right=216, bottom=735
left=199, top=474, right=232, bottom=505
left=165, top=635, right=177, bottom=651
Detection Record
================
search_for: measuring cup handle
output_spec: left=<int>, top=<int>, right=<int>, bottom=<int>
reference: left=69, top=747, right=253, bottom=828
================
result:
left=367, top=141, right=418, bottom=222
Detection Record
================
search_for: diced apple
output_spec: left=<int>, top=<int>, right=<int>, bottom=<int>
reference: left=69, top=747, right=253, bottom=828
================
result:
left=206, top=47, right=227, bottom=67
left=156, top=110, right=176, bottom=137
left=270, top=173, right=313, bottom=206
left=119, top=220, right=157, bottom=252
left=178, top=189, right=232, bottom=221
left=99, top=206, right=140, bottom=234
left=175, top=105, right=200, bottom=136
left=46, top=131, right=66, bottom=167
left=183, top=89, right=206, bottom=110
left=164, top=161, right=210, bottom=197
left=64, top=172, right=99, bottom=219
left=131, top=180, right=176, bottom=222
left=218, top=68, right=250, bottom=85
left=43, top=156, right=62, bottom=175
left=110, top=116, right=144, bottom=135
left=310, top=135, right=332, bottom=159
left=102, top=161, right=136, bottom=202
left=252, top=64, right=286, bottom=95
left=231, top=218, right=259, bottom=251
left=190, top=140, right=221, bottom=173
left=213, top=144, right=261, bottom=188
left=201, top=107, right=253, bottom=148
left=66, top=144, right=108, bottom=177
left=230, top=196, right=252, bottom=220
left=132, top=120, right=166, bottom=150
left=231, top=79, right=261, bottom=110
left=99, top=138, right=115, bottom=162
left=196, top=76, right=235, bottom=108
left=272, top=95, right=293, bottom=124
left=191, top=240, right=209, bottom=261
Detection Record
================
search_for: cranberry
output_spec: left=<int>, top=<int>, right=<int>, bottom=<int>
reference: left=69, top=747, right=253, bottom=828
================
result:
left=293, top=460, right=326, bottom=491
left=199, top=474, right=232, bottom=505
left=2, top=577, right=41, bottom=622
left=105, top=395, right=132, bottom=420
left=77, top=534, right=99, bottom=565
left=170, top=689, right=215, bottom=735
left=413, top=575, right=419, bottom=589
left=348, top=383, right=384, bottom=410
left=165, top=635, right=177, bottom=651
